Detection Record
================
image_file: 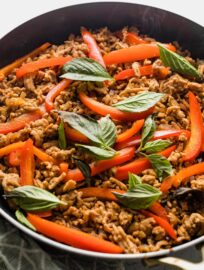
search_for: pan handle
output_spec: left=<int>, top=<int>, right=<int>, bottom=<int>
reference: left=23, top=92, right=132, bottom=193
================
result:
left=144, top=243, right=204, bottom=270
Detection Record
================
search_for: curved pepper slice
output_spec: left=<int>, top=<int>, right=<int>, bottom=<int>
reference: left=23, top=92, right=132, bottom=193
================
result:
left=115, top=129, right=190, bottom=150
left=0, top=42, right=51, bottom=81
left=115, top=145, right=176, bottom=180
left=19, top=139, right=35, bottom=186
left=45, top=79, right=72, bottom=112
left=8, top=148, right=22, bottom=166
left=161, top=161, right=204, bottom=192
left=116, top=120, right=144, bottom=143
left=79, top=91, right=154, bottom=122
left=140, top=210, right=176, bottom=240
left=16, top=56, right=72, bottom=78
left=0, top=110, right=43, bottom=135
left=64, top=125, right=89, bottom=143
left=114, top=66, right=153, bottom=80
left=81, top=28, right=106, bottom=68
left=125, top=32, right=147, bottom=45
left=182, top=91, right=203, bottom=162
left=80, top=187, right=168, bottom=221
left=103, top=43, right=176, bottom=65
left=66, top=146, right=135, bottom=181
left=27, top=214, right=123, bottom=253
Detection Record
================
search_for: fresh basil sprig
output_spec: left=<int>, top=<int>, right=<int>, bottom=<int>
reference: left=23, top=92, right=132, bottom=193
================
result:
left=112, top=92, right=164, bottom=113
left=139, top=115, right=156, bottom=150
left=158, top=44, right=202, bottom=81
left=141, top=139, right=172, bottom=154
left=73, top=157, right=91, bottom=186
left=146, top=153, right=173, bottom=181
left=15, top=209, right=36, bottom=231
left=128, top=173, right=142, bottom=190
left=61, top=58, right=113, bottom=82
left=4, top=186, right=66, bottom=212
left=59, top=112, right=117, bottom=159
left=113, top=173, right=162, bottom=210
left=58, top=120, right=67, bottom=149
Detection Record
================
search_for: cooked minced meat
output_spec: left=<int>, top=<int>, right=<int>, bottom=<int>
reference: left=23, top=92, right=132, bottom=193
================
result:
left=0, top=27, right=204, bottom=254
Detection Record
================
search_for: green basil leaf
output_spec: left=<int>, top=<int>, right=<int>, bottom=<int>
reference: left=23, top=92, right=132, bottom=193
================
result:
left=128, top=173, right=142, bottom=190
left=4, top=186, right=66, bottom=211
left=139, top=115, right=156, bottom=149
left=59, top=111, right=101, bottom=145
left=158, top=44, right=202, bottom=81
left=98, top=116, right=117, bottom=147
left=73, top=157, right=91, bottom=186
left=112, top=92, right=164, bottom=113
left=76, top=144, right=116, bottom=160
left=58, top=120, right=67, bottom=149
left=142, top=139, right=172, bottom=154
left=146, top=154, right=173, bottom=181
left=15, top=209, right=36, bottom=231
left=61, top=58, right=113, bottom=82
left=76, top=144, right=115, bottom=159
left=113, top=183, right=161, bottom=210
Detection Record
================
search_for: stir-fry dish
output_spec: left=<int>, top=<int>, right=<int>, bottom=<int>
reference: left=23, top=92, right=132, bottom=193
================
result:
left=0, top=27, right=204, bottom=254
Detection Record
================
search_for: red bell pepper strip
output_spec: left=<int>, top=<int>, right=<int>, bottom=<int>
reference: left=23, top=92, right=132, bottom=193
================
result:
left=125, top=32, right=147, bottom=45
left=148, top=202, right=169, bottom=221
left=16, top=56, right=72, bottom=78
left=0, top=42, right=51, bottom=81
left=64, top=125, right=89, bottom=143
left=182, top=92, right=203, bottom=162
left=0, top=142, right=25, bottom=157
left=45, top=79, right=72, bottom=112
left=66, top=146, right=135, bottom=181
left=103, top=43, right=176, bottom=65
left=8, top=149, right=22, bottom=166
left=114, top=66, right=153, bottom=80
left=140, top=210, right=176, bottom=240
left=116, top=120, right=144, bottom=143
left=79, top=91, right=154, bottom=122
left=115, top=145, right=176, bottom=180
left=19, top=139, right=35, bottom=186
left=0, top=110, right=43, bottom=135
left=161, top=161, right=204, bottom=191
left=33, top=146, right=57, bottom=164
left=79, top=187, right=125, bottom=201
left=81, top=28, right=106, bottom=68
left=80, top=187, right=168, bottom=221
left=32, top=211, right=52, bottom=218
left=115, top=129, right=190, bottom=150
left=27, top=214, right=123, bottom=253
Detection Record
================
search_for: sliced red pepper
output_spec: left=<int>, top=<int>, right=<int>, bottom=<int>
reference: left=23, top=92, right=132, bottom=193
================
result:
left=79, top=91, right=154, bottom=122
left=103, top=43, right=176, bottom=65
left=140, top=210, right=177, bottom=240
left=81, top=28, right=106, bottom=68
left=64, top=125, right=89, bottom=143
left=0, top=110, right=43, bottom=135
left=161, top=161, right=204, bottom=192
left=0, top=142, right=25, bottom=157
left=148, top=202, right=169, bottom=221
left=182, top=92, right=203, bottom=162
left=115, top=145, right=176, bottom=180
left=114, top=66, right=153, bottom=80
left=27, top=214, right=123, bottom=253
left=125, top=32, right=147, bottom=45
left=80, top=187, right=168, bottom=221
left=45, top=79, right=72, bottom=112
left=116, top=119, right=144, bottom=143
left=31, top=211, right=53, bottom=218
left=8, top=148, right=22, bottom=166
left=19, top=139, right=35, bottom=186
left=66, top=147, right=135, bottom=181
left=0, top=42, right=51, bottom=81
left=33, top=146, right=57, bottom=164
left=16, top=56, right=72, bottom=78
left=115, top=129, right=190, bottom=150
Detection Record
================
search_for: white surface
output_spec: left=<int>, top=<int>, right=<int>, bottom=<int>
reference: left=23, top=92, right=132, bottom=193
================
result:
left=0, top=0, right=203, bottom=38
